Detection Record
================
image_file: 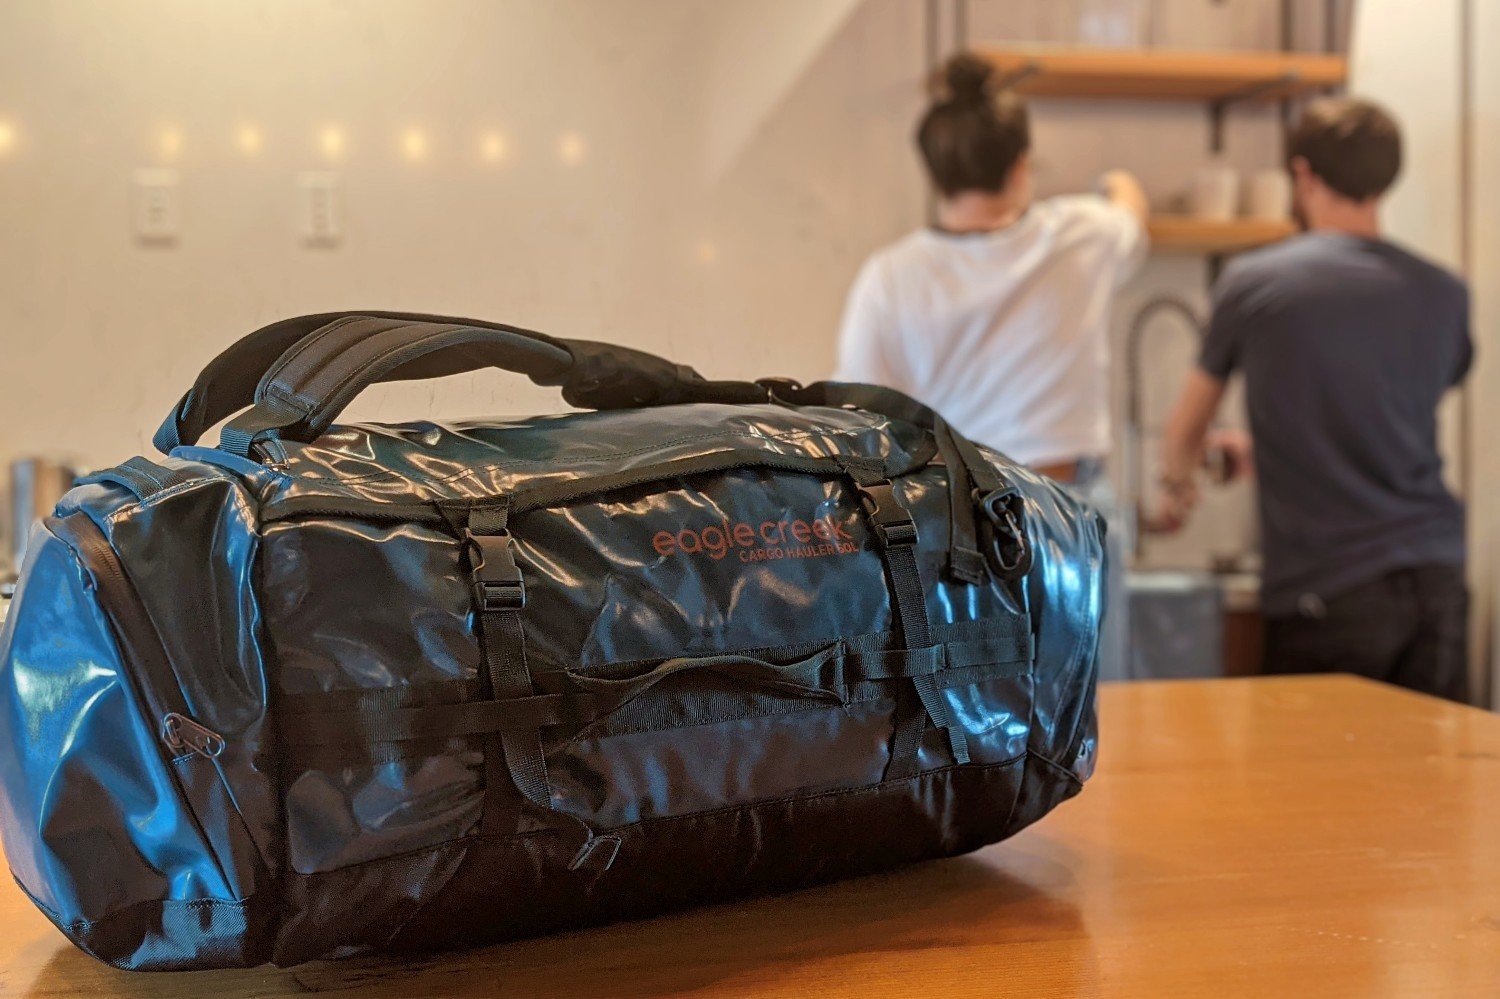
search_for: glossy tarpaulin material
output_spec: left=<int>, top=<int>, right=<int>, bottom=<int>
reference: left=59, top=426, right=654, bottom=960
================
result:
left=0, top=316, right=1103, bottom=971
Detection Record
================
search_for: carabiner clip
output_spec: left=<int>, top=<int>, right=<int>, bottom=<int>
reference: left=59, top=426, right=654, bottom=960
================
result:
left=976, top=488, right=1031, bottom=580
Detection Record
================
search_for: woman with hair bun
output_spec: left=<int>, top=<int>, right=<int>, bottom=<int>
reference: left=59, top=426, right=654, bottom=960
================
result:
left=836, top=52, right=1147, bottom=482
left=834, top=52, right=1148, bottom=677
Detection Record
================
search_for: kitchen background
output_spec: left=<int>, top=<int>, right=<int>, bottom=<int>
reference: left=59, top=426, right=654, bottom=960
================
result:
left=1, top=0, right=1496, bottom=697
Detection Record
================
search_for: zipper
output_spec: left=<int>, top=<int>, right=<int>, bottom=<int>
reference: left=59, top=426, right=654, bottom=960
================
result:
left=163, top=711, right=226, bottom=759
left=259, top=449, right=904, bottom=524
left=46, top=511, right=250, bottom=889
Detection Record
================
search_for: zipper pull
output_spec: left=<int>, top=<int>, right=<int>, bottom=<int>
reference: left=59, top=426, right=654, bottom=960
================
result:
left=162, top=712, right=225, bottom=759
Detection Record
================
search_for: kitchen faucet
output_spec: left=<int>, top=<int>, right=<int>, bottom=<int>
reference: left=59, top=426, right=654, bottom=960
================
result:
left=1122, top=296, right=1206, bottom=562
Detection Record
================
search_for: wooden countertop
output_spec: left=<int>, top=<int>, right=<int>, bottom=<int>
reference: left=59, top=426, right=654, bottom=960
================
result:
left=4, top=675, right=1498, bottom=997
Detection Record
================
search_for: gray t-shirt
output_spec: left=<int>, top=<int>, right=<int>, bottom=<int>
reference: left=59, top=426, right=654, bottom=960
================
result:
left=1200, top=231, right=1471, bottom=616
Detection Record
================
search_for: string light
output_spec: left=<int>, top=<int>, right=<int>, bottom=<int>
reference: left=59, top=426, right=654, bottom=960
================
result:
left=557, top=130, right=587, bottom=166
left=400, top=127, right=428, bottom=162
left=318, top=125, right=346, bottom=161
left=235, top=123, right=263, bottom=156
left=157, top=125, right=183, bottom=161
left=480, top=130, right=508, bottom=164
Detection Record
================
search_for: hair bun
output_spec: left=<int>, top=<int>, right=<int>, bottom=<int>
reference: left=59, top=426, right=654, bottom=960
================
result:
left=944, top=54, right=995, bottom=104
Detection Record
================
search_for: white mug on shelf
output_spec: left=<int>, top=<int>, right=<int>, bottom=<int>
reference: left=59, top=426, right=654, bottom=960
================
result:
left=1076, top=0, right=1150, bottom=47
left=1245, top=168, right=1293, bottom=221
left=1190, top=164, right=1239, bottom=222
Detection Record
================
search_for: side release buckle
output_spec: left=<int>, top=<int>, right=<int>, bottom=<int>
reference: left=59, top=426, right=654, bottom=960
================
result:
left=465, top=529, right=526, bottom=611
left=855, top=479, right=918, bottom=547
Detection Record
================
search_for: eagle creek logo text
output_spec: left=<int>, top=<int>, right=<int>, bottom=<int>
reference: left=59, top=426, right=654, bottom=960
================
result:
left=652, top=515, right=859, bottom=563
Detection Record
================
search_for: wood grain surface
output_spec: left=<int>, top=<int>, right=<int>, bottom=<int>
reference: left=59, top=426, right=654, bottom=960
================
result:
left=973, top=46, right=1348, bottom=102
left=3, top=675, right=1497, bottom=997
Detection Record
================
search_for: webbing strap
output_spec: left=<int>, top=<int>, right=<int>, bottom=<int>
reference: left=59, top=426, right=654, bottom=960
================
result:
left=841, top=461, right=970, bottom=777
left=934, top=417, right=986, bottom=585
left=888, top=541, right=967, bottom=773
left=465, top=503, right=551, bottom=830
left=944, top=428, right=1002, bottom=493
left=218, top=396, right=306, bottom=458
left=848, top=632, right=1030, bottom=680
left=75, top=456, right=195, bottom=501
left=278, top=632, right=1035, bottom=750
left=283, top=692, right=594, bottom=746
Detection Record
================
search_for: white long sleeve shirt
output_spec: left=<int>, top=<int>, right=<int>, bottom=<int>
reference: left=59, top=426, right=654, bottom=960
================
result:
left=834, top=195, right=1147, bottom=467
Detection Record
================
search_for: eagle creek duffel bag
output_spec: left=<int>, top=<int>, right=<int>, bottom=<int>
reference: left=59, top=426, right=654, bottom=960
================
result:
left=0, top=312, right=1103, bottom=970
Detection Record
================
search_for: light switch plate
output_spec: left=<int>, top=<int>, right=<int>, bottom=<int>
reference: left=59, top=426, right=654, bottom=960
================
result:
left=132, top=168, right=180, bottom=244
left=297, top=171, right=342, bottom=246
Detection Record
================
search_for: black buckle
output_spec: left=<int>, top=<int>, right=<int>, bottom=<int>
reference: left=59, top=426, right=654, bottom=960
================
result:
left=855, top=479, right=918, bottom=547
left=465, top=529, right=526, bottom=611
left=976, top=488, right=1030, bottom=579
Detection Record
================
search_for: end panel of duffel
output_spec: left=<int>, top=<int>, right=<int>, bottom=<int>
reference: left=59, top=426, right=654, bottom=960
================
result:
left=0, top=468, right=278, bottom=970
left=992, top=457, right=1105, bottom=839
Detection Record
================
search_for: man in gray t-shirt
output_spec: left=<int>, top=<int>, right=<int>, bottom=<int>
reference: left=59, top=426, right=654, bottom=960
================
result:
left=1155, top=98, right=1472, bottom=702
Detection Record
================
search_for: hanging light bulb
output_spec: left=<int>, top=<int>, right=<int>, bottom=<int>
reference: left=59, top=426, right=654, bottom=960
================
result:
left=480, top=130, right=508, bottom=164
left=318, top=125, right=346, bottom=161
left=557, top=130, right=587, bottom=166
left=157, top=125, right=183, bottom=161
left=235, top=123, right=263, bottom=156
left=401, top=127, right=429, bottom=162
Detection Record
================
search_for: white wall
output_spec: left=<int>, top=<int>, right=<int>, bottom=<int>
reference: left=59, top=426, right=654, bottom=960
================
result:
left=1467, top=0, right=1500, bottom=702
left=0, top=0, right=925, bottom=470
left=1350, top=1, right=1465, bottom=271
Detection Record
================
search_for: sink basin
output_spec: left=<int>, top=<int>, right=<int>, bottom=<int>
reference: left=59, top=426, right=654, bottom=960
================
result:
left=1124, top=568, right=1263, bottom=680
left=1125, top=569, right=1222, bottom=680
left=1216, top=571, right=1261, bottom=612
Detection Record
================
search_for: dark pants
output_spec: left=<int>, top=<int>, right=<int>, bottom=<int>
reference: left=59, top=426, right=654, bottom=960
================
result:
left=1263, top=565, right=1469, bottom=703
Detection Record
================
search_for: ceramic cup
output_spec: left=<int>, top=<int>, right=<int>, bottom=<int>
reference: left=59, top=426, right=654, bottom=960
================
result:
left=1190, top=164, right=1239, bottom=222
left=1245, top=168, right=1293, bottom=221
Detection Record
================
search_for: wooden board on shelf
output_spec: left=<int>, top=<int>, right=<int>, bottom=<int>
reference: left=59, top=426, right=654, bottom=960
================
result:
left=1148, top=215, right=1296, bottom=254
left=974, top=46, right=1346, bottom=102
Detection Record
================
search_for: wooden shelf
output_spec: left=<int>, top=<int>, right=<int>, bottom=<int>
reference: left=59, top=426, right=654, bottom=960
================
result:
left=974, top=46, right=1346, bottom=102
left=1148, top=215, right=1296, bottom=254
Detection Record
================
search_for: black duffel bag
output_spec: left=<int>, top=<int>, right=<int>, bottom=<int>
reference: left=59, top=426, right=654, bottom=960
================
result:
left=0, top=312, right=1103, bottom=970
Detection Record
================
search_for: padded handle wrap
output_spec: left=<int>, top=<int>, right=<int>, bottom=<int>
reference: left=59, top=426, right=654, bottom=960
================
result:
left=243, top=316, right=572, bottom=446
left=155, top=311, right=768, bottom=455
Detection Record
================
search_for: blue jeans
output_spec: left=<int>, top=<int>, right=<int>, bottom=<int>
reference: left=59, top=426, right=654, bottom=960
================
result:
left=1073, top=458, right=1129, bottom=683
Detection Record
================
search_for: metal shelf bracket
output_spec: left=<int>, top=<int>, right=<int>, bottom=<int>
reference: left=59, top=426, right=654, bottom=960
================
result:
left=1208, top=71, right=1300, bottom=152
left=993, top=59, right=1041, bottom=92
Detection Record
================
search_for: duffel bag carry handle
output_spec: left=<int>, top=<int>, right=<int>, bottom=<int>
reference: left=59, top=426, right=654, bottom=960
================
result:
left=154, top=311, right=767, bottom=456
left=154, top=311, right=566, bottom=453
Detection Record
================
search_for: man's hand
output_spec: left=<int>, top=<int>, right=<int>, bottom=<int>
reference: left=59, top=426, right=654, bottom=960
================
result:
left=1205, top=427, right=1254, bottom=483
left=1145, top=426, right=1252, bottom=535
left=1142, top=474, right=1198, bottom=535
left=1151, top=368, right=1231, bottom=534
